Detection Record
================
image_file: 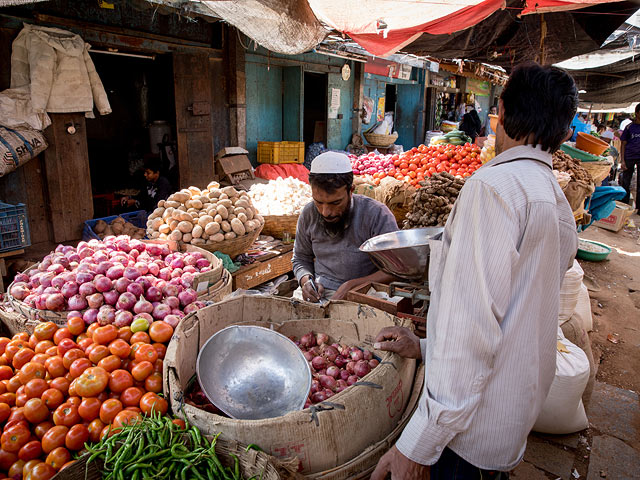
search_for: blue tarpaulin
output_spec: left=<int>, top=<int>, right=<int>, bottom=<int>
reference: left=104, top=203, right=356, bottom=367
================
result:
left=583, top=185, right=627, bottom=229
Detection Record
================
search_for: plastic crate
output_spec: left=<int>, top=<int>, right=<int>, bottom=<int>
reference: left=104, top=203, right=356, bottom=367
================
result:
left=82, top=210, right=148, bottom=241
left=0, top=202, right=30, bottom=253
left=257, top=141, right=305, bottom=164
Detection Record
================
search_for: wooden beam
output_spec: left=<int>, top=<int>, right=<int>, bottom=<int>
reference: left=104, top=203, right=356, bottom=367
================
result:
left=352, top=62, right=364, bottom=135
left=226, top=26, right=246, bottom=148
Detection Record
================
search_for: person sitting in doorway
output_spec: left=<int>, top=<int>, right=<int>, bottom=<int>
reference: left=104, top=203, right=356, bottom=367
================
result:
left=292, top=152, right=398, bottom=303
left=460, top=106, right=483, bottom=142
left=121, top=158, right=172, bottom=213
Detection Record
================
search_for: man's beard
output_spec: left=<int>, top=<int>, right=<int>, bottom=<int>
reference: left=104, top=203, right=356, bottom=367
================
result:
left=319, top=202, right=351, bottom=238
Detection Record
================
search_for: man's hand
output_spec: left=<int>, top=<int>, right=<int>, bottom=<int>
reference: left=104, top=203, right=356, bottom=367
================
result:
left=301, top=276, right=324, bottom=303
left=620, top=158, right=627, bottom=171
left=371, top=445, right=429, bottom=480
left=331, top=280, right=355, bottom=300
left=374, top=326, right=422, bottom=359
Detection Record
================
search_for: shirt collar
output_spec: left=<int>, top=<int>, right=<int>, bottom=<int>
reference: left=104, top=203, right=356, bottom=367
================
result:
left=484, top=144, right=553, bottom=169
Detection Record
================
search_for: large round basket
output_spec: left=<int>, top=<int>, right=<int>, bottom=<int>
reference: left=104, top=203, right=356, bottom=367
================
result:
left=192, top=226, right=262, bottom=259
left=363, top=132, right=398, bottom=147
left=198, top=269, right=232, bottom=303
left=49, top=436, right=291, bottom=480
left=261, top=214, right=299, bottom=239
left=5, top=241, right=226, bottom=330
left=581, top=161, right=612, bottom=186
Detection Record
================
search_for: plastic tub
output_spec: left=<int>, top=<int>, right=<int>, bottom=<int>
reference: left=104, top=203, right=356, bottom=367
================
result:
left=560, top=143, right=605, bottom=162
left=489, top=114, right=498, bottom=133
left=576, top=132, right=608, bottom=156
left=576, top=239, right=611, bottom=262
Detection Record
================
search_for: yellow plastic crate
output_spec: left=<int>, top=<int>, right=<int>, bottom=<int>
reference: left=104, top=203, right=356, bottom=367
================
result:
left=257, top=141, right=305, bottom=164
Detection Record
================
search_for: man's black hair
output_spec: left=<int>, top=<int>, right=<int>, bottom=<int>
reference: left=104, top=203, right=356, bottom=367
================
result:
left=144, top=158, right=162, bottom=173
left=308, top=172, right=354, bottom=193
left=635, top=104, right=640, bottom=115
left=500, top=62, right=578, bottom=152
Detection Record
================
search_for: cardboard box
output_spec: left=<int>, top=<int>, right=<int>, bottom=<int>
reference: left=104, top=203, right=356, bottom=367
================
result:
left=215, top=146, right=248, bottom=161
left=593, top=201, right=634, bottom=232
left=215, top=153, right=254, bottom=185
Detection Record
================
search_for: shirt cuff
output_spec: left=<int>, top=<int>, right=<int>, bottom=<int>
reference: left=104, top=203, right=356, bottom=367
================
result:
left=395, top=394, right=457, bottom=465
left=294, top=267, right=313, bottom=284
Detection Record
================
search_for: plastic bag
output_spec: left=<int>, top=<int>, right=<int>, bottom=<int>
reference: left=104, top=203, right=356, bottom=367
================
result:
left=559, top=260, right=584, bottom=324
left=533, top=327, right=589, bottom=434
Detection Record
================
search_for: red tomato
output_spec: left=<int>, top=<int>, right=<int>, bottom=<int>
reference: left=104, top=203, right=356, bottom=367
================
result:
left=74, top=367, right=109, bottom=398
left=0, top=403, right=9, bottom=422
left=87, top=345, right=109, bottom=365
left=45, top=446, right=71, bottom=470
left=144, top=373, right=163, bottom=394
left=92, top=325, right=118, bottom=346
left=87, top=419, right=105, bottom=443
left=66, top=317, right=85, bottom=336
left=99, top=399, right=123, bottom=424
left=13, top=348, right=35, bottom=370
left=109, top=370, right=133, bottom=393
left=97, top=355, right=121, bottom=373
left=62, top=349, right=85, bottom=370
left=112, top=410, right=141, bottom=429
left=34, top=323, right=57, bottom=342
left=8, top=459, right=25, bottom=478
left=56, top=339, right=77, bottom=357
left=35, top=340, right=54, bottom=354
left=172, top=418, right=186, bottom=430
left=120, top=387, right=144, bottom=407
left=0, top=424, right=30, bottom=452
left=52, top=403, right=81, bottom=427
left=117, top=327, right=133, bottom=343
left=131, top=361, right=153, bottom=382
left=52, top=329, right=72, bottom=346
left=48, top=378, right=70, bottom=396
left=41, top=426, right=68, bottom=454
left=139, top=392, right=167, bottom=416
left=130, top=332, right=150, bottom=345
left=0, top=365, right=13, bottom=381
left=23, top=398, right=49, bottom=424
left=108, top=340, right=131, bottom=359
left=26, top=462, right=57, bottom=480
left=78, top=397, right=101, bottom=422
left=0, top=448, right=17, bottom=471
left=18, top=440, right=42, bottom=461
left=69, top=358, right=92, bottom=379
left=65, top=424, right=89, bottom=451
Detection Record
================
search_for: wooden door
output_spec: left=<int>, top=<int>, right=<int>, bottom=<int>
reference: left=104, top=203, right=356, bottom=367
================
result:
left=173, top=53, right=214, bottom=189
left=43, top=113, right=94, bottom=243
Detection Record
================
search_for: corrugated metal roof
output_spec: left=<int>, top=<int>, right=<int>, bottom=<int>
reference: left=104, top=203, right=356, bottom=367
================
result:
left=0, top=0, right=49, bottom=5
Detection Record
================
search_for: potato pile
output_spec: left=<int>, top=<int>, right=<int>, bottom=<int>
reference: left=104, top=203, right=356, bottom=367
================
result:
left=404, top=172, right=465, bottom=228
left=94, top=216, right=146, bottom=240
left=146, top=182, right=264, bottom=246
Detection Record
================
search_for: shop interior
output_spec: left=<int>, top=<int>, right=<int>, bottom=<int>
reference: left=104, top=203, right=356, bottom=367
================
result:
left=85, top=51, right=178, bottom=218
left=303, top=71, right=328, bottom=147
left=384, top=83, right=397, bottom=121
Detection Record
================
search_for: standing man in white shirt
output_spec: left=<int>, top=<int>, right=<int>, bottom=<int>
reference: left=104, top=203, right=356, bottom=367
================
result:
left=371, top=62, right=579, bottom=479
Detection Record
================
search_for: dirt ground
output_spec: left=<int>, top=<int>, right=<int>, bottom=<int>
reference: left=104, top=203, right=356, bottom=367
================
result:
left=579, top=211, right=640, bottom=393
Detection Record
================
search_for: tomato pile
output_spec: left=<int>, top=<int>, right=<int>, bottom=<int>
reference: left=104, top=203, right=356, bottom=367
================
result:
left=350, top=143, right=483, bottom=187
left=0, top=315, right=173, bottom=479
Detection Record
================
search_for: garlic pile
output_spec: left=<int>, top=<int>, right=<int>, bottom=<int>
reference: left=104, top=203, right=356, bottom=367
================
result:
left=247, top=177, right=312, bottom=216
left=146, top=182, right=264, bottom=246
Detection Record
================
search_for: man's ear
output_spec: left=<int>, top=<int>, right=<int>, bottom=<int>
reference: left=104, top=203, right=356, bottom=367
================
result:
left=498, top=99, right=505, bottom=126
left=350, top=185, right=355, bottom=194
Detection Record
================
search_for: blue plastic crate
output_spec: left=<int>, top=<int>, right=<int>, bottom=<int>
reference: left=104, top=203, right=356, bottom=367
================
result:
left=83, top=210, right=148, bottom=241
left=0, top=202, right=31, bottom=253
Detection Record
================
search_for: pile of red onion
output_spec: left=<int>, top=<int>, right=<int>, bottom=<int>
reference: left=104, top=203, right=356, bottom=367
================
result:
left=291, top=332, right=379, bottom=407
left=8, top=235, right=211, bottom=328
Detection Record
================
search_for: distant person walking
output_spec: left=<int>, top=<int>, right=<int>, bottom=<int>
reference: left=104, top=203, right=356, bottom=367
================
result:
left=459, top=106, right=483, bottom=142
left=620, top=104, right=640, bottom=210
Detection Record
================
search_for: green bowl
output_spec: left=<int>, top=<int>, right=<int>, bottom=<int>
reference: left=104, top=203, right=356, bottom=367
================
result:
left=560, top=143, right=606, bottom=163
left=576, top=239, right=612, bottom=261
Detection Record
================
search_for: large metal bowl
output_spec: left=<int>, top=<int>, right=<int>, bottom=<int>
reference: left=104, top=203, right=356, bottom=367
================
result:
left=196, top=325, right=312, bottom=420
left=360, top=227, right=444, bottom=281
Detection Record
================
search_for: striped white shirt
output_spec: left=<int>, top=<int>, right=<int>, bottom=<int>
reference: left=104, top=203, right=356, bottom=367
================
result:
left=395, top=145, right=578, bottom=470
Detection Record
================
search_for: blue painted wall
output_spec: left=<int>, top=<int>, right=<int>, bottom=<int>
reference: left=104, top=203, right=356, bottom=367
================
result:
left=363, top=70, right=426, bottom=149
left=245, top=49, right=355, bottom=164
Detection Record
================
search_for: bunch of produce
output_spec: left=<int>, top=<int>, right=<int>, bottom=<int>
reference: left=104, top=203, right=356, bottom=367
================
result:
left=291, top=332, right=379, bottom=407
left=93, top=217, right=145, bottom=240
left=480, top=135, right=496, bottom=164
left=552, top=150, right=593, bottom=184
left=9, top=236, right=209, bottom=328
left=146, top=182, right=264, bottom=245
left=553, top=170, right=572, bottom=188
left=349, top=152, right=394, bottom=177
left=404, top=172, right=466, bottom=228
left=349, top=143, right=482, bottom=187
left=429, top=130, right=472, bottom=146
left=0, top=316, right=172, bottom=478
left=247, top=176, right=312, bottom=216
left=82, top=413, right=260, bottom=480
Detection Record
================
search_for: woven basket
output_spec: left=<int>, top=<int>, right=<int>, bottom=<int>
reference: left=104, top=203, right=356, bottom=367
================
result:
left=581, top=161, right=612, bottom=186
left=194, top=226, right=262, bottom=259
left=50, top=436, right=292, bottom=480
left=5, top=241, right=226, bottom=329
left=363, top=132, right=398, bottom=147
left=199, top=269, right=232, bottom=303
left=391, top=203, right=412, bottom=228
left=262, top=214, right=299, bottom=239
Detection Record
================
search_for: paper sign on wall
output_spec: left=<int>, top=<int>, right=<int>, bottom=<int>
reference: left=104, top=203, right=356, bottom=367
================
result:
left=377, top=97, right=385, bottom=122
left=329, top=88, right=341, bottom=119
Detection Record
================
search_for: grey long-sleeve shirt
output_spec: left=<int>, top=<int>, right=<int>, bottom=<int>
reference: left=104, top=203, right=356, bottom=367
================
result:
left=292, top=195, right=398, bottom=291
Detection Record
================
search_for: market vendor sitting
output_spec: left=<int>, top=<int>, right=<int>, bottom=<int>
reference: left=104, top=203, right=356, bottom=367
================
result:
left=292, top=152, right=398, bottom=302
left=121, top=159, right=172, bottom=213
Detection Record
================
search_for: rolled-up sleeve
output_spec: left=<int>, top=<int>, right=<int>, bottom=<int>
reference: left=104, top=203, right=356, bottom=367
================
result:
left=396, top=180, right=518, bottom=465
left=292, top=209, right=315, bottom=283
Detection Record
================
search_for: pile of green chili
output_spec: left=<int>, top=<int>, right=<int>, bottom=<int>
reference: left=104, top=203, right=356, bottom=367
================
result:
left=83, top=413, right=263, bottom=480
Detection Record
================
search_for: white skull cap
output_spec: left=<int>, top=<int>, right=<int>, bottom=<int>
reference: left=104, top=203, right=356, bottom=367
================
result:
left=310, top=152, right=352, bottom=174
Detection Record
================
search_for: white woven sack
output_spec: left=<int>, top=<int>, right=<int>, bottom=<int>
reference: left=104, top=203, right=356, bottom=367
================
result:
left=533, top=328, right=589, bottom=434
left=0, top=126, right=48, bottom=177
left=573, top=282, right=593, bottom=332
left=559, top=260, right=584, bottom=324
